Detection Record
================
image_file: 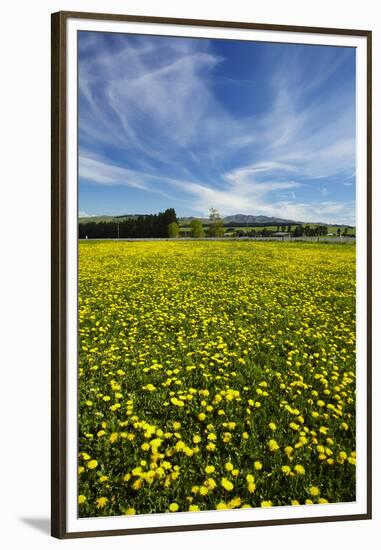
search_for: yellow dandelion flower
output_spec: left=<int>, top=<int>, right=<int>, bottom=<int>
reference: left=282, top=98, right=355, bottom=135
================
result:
left=221, top=478, right=234, bottom=491
left=229, top=497, right=241, bottom=508
left=205, top=478, right=217, bottom=490
left=247, top=482, right=256, bottom=493
left=109, top=432, right=118, bottom=443
left=284, top=446, right=293, bottom=457
left=143, top=384, right=156, bottom=392
left=132, top=478, right=143, bottom=490
left=268, top=439, right=279, bottom=452
left=96, top=497, right=108, bottom=509
left=261, top=500, right=272, bottom=507
left=216, top=501, right=229, bottom=510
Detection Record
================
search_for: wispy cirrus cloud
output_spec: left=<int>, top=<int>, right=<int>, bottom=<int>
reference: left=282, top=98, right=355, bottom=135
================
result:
left=78, top=32, right=356, bottom=224
left=80, top=156, right=149, bottom=189
left=79, top=154, right=355, bottom=224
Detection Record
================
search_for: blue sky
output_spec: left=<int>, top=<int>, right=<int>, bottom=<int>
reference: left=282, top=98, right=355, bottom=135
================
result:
left=78, top=31, right=356, bottom=224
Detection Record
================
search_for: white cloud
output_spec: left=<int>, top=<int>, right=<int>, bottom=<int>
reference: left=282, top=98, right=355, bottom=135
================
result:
left=79, top=35, right=356, bottom=224
left=79, top=153, right=355, bottom=224
left=79, top=37, right=232, bottom=166
left=79, top=156, right=149, bottom=189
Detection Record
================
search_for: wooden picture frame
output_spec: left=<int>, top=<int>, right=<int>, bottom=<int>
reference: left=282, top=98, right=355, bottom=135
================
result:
left=51, top=10, right=372, bottom=539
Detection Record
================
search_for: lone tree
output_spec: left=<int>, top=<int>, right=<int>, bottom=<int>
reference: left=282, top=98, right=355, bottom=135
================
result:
left=190, top=219, right=205, bottom=238
left=168, top=221, right=180, bottom=238
left=208, top=207, right=224, bottom=237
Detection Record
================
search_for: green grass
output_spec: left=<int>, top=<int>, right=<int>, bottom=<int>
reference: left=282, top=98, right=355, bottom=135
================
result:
left=78, top=241, right=356, bottom=517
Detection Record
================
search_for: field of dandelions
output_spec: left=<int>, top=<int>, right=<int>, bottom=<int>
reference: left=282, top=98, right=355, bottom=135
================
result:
left=77, top=240, right=356, bottom=517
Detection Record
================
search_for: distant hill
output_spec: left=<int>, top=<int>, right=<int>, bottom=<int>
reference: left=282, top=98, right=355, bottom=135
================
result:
left=177, top=214, right=298, bottom=224
left=79, top=214, right=147, bottom=223
left=223, top=214, right=297, bottom=224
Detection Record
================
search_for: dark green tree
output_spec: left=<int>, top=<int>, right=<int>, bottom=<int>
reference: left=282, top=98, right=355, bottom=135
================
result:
left=293, top=225, right=303, bottom=237
left=78, top=208, right=179, bottom=239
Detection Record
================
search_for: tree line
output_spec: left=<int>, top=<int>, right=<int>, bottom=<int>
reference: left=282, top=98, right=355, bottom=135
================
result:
left=79, top=208, right=225, bottom=239
left=79, top=207, right=351, bottom=239
left=79, top=209, right=177, bottom=239
left=235, top=225, right=352, bottom=238
left=240, top=225, right=329, bottom=237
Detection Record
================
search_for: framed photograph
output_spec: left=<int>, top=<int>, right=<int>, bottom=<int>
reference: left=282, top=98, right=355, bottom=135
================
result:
left=51, top=11, right=372, bottom=539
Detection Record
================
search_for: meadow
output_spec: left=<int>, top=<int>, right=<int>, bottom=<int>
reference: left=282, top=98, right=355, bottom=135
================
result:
left=77, top=240, right=356, bottom=517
